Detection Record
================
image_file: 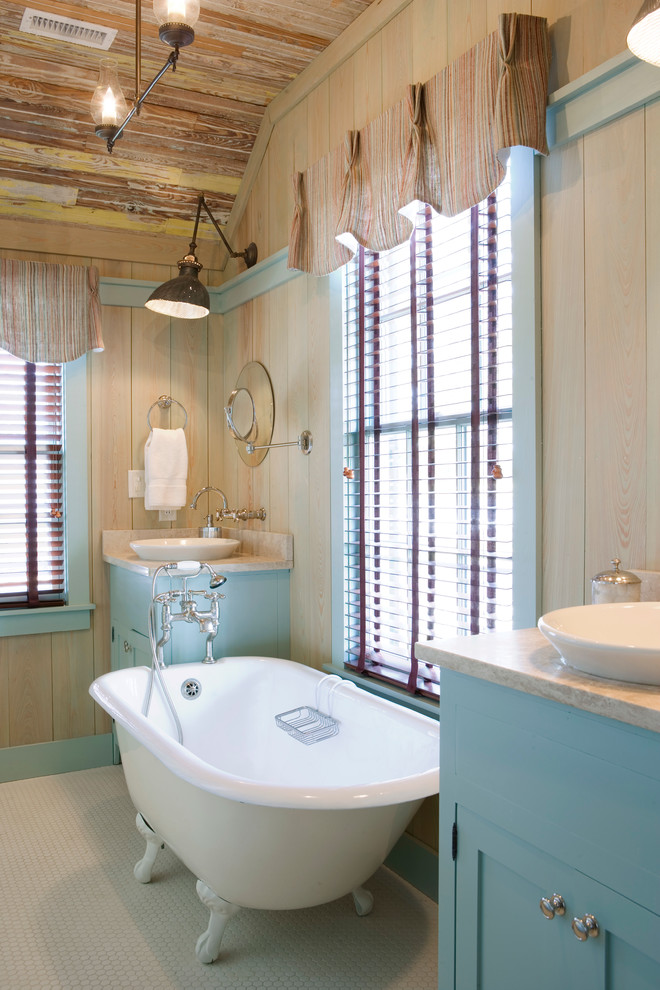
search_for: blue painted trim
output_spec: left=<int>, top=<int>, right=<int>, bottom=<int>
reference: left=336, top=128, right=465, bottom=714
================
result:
left=547, top=49, right=660, bottom=150
left=99, top=277, right=155, bottom=308
left=64, top=356, right=92, bottom=609
left=99, top=248, right=301, bottom=315
left=328, top=270, right=345, bottom=669
left=213, top=247, right=301, bottom=314
left=385, top=833, right=438, bottom=902
left=0, top=734, right=113, bottom=783
left=0, top=603, right=94, bottom=637
left=510, top=147, right=542, bottom=627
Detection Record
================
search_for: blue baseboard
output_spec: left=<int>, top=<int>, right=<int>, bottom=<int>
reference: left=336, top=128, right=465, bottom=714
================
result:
left=0, top=734, right=114, bottom=783
left=385, top=832, right=438, bottom=902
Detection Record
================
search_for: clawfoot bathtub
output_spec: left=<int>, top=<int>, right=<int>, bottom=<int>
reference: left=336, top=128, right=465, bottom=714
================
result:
left=90, top=656, right=439, bottom=963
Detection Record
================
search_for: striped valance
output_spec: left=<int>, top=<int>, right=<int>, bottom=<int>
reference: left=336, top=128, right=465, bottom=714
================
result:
left=288, top=12, right=550, bottom=276
left=0, top=259, right=104, bottom=363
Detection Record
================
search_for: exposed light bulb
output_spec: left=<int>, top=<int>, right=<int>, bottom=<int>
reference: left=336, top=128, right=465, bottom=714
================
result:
left=101, top=87, right=117, bottom=127
left=167, top=0, right=187, bottom=18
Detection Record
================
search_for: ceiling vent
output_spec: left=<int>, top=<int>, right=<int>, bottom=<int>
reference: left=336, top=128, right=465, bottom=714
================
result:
left=19, top=8, right=117, bottom=50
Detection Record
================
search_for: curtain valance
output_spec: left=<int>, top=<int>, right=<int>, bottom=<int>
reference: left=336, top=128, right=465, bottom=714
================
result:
left=0, top=259, right=104, bottom=363
left=288, top=12, right=550, bottom=276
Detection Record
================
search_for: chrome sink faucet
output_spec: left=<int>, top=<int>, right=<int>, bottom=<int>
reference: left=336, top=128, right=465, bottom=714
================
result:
left=190, top=486, right=229, bottom=537
left=190, top=485, right=267, bottom=531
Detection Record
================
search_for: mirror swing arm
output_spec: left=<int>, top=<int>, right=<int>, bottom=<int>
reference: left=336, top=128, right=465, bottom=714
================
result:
left=225, top=393, right=313, bottom=456
left=245, top=431, right=313, bottom=456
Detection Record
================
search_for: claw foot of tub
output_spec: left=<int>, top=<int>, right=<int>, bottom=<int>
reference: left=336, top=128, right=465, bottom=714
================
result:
left=195, top=881, right=241, bottom=963
left=352, top=886, right=374, bottom=917
left=133, top=813, right=164, bottom=883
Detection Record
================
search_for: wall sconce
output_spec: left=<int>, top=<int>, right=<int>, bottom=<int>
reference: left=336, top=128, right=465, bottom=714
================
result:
left=145, top=194, right=258, bottom=319
left=628, top=0, right=660, bottom=65
left=91, top=0, right=199, bottom=152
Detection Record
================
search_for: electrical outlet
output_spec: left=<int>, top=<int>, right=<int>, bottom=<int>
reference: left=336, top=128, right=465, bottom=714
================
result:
left=128, top=470, right=146, bottom=498
left=159, top=509, right=177, bottom=521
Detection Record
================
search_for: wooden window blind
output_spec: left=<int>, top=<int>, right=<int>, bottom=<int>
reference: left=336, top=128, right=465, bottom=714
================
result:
left=0, top=348, right=66, bottom=608
left=342, top=173, right=512, bottom=699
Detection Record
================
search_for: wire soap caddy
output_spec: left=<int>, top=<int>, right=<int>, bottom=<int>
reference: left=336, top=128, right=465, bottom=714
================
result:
left=274, top=675, right=344, bottom=745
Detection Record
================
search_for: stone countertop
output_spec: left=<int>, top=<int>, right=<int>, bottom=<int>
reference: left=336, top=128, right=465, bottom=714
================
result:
left=103, top=528, right=293, bottom=577
left=416, top=628, right=660, bottom=734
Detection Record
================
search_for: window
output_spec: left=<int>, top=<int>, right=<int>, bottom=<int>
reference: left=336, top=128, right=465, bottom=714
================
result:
left=342, top=168, right=519, bottom=700
left=0, top=350, right=92, bottom=635
left=0, top=350, right=66, bottom=608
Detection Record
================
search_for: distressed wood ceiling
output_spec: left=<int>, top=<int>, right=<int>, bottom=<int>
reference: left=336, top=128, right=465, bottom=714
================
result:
left=0, top=0, right=373, bottom=242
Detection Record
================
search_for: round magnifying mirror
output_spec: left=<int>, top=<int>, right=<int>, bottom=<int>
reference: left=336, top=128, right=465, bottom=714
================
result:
left=225, top=361, right=274, bottom=466
left=225, top=387, right=256, bottom=443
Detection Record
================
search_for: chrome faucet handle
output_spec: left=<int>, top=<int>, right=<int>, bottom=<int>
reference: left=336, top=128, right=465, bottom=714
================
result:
left=219, top=507, right=266, bottom=522
left=154, top=590, right=180, bottom=604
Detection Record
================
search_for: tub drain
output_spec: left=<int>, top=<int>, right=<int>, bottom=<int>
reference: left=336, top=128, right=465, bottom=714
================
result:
left=181, top=678, right=202, bottom=699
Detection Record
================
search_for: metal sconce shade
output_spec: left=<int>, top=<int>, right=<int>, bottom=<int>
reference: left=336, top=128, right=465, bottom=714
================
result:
left=628, top=0, right=660, bottom=65
left=145, top=194, right=257, bottom=320
left=145, top=256, right=210, bottom=319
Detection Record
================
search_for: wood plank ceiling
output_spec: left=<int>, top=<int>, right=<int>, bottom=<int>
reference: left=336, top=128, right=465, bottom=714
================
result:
left=0, top=0, right=374, bottom=242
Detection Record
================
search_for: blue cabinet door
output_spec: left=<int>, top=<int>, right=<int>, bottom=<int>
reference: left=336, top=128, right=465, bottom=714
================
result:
left=454, top=807, right=660, bottom=990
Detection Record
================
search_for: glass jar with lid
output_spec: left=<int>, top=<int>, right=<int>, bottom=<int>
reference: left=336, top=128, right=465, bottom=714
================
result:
left=591, top=558, right=641, bottom=604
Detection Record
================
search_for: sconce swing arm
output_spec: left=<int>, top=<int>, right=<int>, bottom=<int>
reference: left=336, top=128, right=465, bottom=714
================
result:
left=194, top=195, right=258, bottom=268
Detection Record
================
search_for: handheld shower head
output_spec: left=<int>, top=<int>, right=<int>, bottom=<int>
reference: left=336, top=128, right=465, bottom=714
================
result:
left=203, top=563, right=227, bottom=589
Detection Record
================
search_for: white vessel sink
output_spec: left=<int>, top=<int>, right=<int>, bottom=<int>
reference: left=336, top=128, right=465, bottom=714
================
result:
left=130, top=537, right=240, bottom=562
left=538, top=602, right=660, bottom=685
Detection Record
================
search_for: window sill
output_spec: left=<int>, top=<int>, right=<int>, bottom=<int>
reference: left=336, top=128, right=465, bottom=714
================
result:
left=322, top=663, right=439, bottom=720
left=0, top=603, right=95, bottom=638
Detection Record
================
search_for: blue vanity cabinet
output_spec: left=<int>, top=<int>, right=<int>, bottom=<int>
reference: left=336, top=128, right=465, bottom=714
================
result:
left=110, top=620, right=153, bottom=671
left=109, top=563, right=291, bottom=669
left=438, top=670, right=660, bottom=989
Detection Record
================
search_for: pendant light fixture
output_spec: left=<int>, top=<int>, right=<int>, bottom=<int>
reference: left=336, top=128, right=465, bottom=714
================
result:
left=90, top=58, right=128, bottom=142
left=91, top=0, right=200, bottom=152
left=628, top=0, right=660, bottom=65
left=145, top=194, right=258, bottom=319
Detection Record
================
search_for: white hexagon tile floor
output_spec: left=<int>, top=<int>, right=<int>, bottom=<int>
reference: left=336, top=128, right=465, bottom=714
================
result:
left=0, top=766, right=437, bottom=989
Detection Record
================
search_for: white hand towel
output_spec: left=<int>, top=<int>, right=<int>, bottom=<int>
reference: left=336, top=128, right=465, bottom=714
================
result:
left=144, top=427, right=188, bottom=510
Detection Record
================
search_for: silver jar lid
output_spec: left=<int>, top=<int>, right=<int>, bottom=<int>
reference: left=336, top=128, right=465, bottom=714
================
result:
left=592, top=558, right=641, bottom=585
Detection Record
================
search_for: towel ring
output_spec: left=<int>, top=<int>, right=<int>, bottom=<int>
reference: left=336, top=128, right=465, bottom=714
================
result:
left=147, top=395, right=188, bottom=430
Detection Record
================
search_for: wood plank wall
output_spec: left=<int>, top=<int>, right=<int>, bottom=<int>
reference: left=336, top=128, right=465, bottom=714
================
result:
left=228, top=0, right=649, bottom=848
left=0, top=0, right=650, bottom=855
left=0, top=234, right=224, bottom=745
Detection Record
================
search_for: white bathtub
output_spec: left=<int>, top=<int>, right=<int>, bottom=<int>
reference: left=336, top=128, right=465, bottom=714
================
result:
left=90, top=656, right=439, bottom=963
